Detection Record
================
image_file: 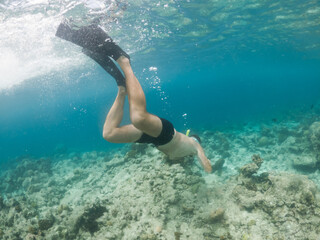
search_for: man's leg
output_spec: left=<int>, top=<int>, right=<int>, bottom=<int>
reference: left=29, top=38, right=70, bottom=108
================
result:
left=55, top=22, right=159, bottom=139
left=116, top=57, right=162, bottom=137
left=103, top=86, right=142, bottom=143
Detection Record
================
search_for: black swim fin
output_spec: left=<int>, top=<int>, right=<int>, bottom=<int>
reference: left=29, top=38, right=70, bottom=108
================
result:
left=56, top=20, right=130, bottom=61
left=55, top=19, right=74, bottom=42
left=82, top=48, right=126, bottom=87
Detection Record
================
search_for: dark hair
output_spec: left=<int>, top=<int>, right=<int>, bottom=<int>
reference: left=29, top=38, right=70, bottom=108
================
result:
left=190, top=134, right=201, bottom=144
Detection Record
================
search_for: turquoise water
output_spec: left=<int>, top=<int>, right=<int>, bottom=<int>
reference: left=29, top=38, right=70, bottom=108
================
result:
left=0, top=0, right=320, bottom=162
left=1, top=1, right=320, bottom=239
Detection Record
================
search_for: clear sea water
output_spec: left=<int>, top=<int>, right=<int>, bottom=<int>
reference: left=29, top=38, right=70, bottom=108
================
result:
left=0, top=0, right=320, bottom=165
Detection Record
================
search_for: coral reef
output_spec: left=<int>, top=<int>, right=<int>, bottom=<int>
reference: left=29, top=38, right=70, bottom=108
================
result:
left=231, top=156, right=320, bottom=239
left=0, top=117, right=320, bottom=239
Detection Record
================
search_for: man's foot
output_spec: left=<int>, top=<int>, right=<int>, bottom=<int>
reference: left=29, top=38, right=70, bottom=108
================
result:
left=117, top=56, right=130, bottom=65
left=118, top=86, right=127, bottom=95
left=116, top=56, right=132, bottom=76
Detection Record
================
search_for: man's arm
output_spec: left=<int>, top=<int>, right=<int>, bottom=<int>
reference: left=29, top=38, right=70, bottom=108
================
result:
left=191, top=140, right=212, bottom=173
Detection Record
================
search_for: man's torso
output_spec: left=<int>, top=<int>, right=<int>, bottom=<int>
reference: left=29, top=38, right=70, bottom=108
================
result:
left=157, top=130, right=197, bottom=159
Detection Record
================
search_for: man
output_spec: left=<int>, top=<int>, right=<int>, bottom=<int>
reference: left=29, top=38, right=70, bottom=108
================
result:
left=56, top=20, right=212, bottom=173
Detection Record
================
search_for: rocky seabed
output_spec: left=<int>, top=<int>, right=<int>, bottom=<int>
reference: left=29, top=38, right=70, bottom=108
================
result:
left=0, top=119, right=320, bottom=240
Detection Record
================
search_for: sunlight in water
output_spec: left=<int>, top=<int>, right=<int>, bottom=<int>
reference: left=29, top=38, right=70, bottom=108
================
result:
left=0, top=0, right=319, bottom=90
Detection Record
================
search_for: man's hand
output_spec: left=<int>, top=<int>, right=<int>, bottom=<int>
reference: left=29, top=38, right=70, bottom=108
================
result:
left=197, top=151, right=212, bottom=173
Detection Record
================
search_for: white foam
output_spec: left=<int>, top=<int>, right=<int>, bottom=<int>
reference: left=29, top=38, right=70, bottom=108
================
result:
left=0, top=12, right=85, bottom=91
left=0, top=49, right=32, bottom=90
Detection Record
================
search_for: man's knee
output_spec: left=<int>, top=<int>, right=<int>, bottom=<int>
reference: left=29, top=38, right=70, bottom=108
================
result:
left=130, top=112, right=148, bottom=130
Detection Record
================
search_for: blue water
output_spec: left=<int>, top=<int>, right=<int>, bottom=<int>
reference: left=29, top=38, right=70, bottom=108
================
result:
left=0, top=0, right=320, bottom=164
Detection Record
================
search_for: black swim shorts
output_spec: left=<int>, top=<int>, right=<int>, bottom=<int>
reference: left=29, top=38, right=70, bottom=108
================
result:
left=136, top=117, right=175, bottom=146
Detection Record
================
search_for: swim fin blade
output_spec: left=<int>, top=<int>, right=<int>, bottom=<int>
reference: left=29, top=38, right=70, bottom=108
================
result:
left=55, top=19, right=130, bottom=61
left=55, top=20, right=74, bottom=42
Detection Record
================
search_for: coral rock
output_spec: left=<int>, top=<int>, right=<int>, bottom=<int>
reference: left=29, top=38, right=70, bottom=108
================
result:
left=251, top=154, right=263, bottom=168
left=212, top=158, right=225, bottom=173
left=154, top=225, right=162, bottom=233
left=38, top=218, right=54, bottom=231
left=174, top=232, right=183, bottom=240
left=74, top=202, right=107, bottom=234
left=240, top=155, right=263, bottom=177
left=292, top=155, right=318, bottom=172
left=309, top=121, right=320, bottom=152
left=257, top=136, right=270, bottom=147
left=209, top=208, right=225, bottom=222
left=240, top=163, right=259, bottom=177
left=0, top=196, right=5, bottom=210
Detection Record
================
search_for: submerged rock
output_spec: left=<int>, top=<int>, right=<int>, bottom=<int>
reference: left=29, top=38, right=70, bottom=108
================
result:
left=309, top=121, right=320, bottom=152
left=240, top=155, right=263, bottom=177
left=257, top=136, right=271, bottom=146
left=38, top=217, right=54, bottom=231
left=240, top=162, right=259, bottom=177
left=0, top=196, right=5, bottom=210
left=74, top=202, right=107, bottom=234
left=252, top=154, right=263, bottom=167
left=212, top=158, right=225, bottom=173
left=292, top=155, right=318, bottom=172
left=209, top=208, right=225, bottom=222
left=174, top=231, right=183, bottom=240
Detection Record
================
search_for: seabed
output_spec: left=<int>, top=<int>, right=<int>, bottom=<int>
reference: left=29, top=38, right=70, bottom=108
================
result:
left=0, top=111, right=320, bottom=240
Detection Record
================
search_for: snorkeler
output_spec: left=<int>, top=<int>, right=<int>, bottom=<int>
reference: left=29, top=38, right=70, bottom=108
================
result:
left=56, top=20, right=212, bottom=173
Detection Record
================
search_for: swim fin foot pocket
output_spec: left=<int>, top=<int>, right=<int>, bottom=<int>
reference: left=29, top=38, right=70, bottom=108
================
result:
left=82, top=48, right=126, bottom=87
left=55, top=20, right=130, bottom=61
